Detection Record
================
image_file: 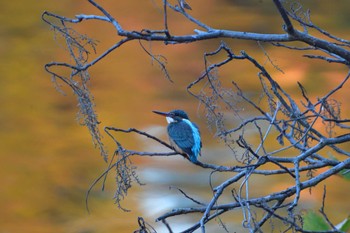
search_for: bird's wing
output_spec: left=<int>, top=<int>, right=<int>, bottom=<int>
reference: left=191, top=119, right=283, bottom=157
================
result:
left=192, top=123, right=202, bottom=157
left=193, top=123, right=202, bottom=149
left=167, top=121, right=195, bottom=156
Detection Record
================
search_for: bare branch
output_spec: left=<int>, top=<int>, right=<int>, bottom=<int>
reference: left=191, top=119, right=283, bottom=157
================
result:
left=43, top=1, right=350, bottom=232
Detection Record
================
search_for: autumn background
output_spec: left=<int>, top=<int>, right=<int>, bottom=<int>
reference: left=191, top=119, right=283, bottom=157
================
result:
left=1, top=0, right=350, bottom=232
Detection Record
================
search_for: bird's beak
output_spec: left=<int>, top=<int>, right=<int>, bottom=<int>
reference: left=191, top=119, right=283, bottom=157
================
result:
left=152, top=110, right=169, bottom=116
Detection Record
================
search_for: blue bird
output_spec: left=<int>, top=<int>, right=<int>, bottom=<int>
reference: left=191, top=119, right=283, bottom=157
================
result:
left=153, top=109, right=202, bottom=163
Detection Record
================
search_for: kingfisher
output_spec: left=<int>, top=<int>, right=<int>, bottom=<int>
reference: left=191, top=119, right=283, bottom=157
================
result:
left=153, top=109, right=202, bottom=163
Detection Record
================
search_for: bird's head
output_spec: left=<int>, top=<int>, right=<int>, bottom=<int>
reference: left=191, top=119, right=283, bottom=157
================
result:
left=152, top=109, right=189, bottom=123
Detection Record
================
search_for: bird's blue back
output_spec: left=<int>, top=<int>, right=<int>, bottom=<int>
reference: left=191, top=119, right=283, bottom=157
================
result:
left=167, top=119, right=201, bottom=162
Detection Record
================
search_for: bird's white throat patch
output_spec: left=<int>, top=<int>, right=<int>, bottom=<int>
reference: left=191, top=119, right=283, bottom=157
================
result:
left=166, top=116, right=175, bottom=124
